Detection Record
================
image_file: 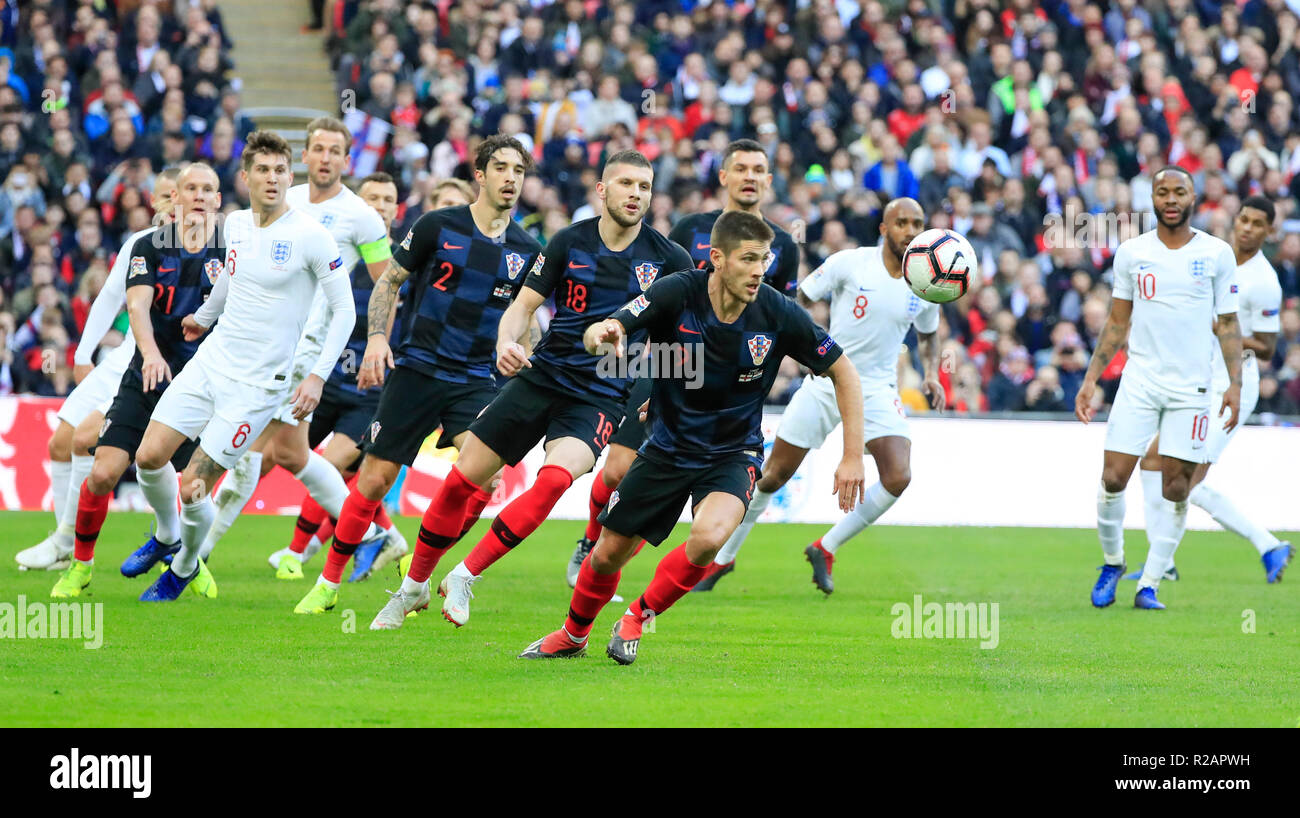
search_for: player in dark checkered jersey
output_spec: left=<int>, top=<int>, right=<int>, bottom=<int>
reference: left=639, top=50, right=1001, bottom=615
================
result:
left=518, top=211, right=866, bottom=663
left=294, top=136, right=542, bottom=614
left=568, top=139, right=803, bottom=583
left=368, top=149, right=693, bottom=631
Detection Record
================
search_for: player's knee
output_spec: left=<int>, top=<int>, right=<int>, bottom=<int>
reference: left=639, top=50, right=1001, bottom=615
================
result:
left=687, top=524, right=731, bottom=557
left=71, top=425, right=98, bottom=456
left=758, top=462, right=796, bottom=491
left=880, top=467, right=911, bottom=497
left=603, top=461, right=628, bottom=487
left=1100, top=470, right=1127, bottom=494
left=1163, top=475, right=1192, bottom=503
left=134, top=448, right=165, bottom=472
left=357, top=464, right=395, bottom=500
left=48, top=432, right=71, bottom=461
left=87, top=460, right=120, bottom=495
left=278, top=448, right=308, bottom=475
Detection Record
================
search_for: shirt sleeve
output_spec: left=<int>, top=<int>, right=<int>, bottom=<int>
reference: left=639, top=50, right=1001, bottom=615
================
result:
left=1110, top=240, right=1134, bottom=301
left=124, top=231, right=160, bottom=291
left=771, top=231, right=800, bottom=295
left=355, top=205, right=392, bottom=266
left=1213, top=243, right=1239, bottom=316
left=608, top=272, right=690, bottom=337
left=780, top=296, right=842, bottom=374
left=76, top=230, right=140, bottom=365
left=522, top=230, right=567, bottom=299
left=1254, top=262, right=1284, bottom=333
left=667, top=216, right=693, bottom=255
left=308, top=230, right=355, bottom=381
left=914, top=300, right=941, bottom=334
left=390, top=209, right=440, bottom=276
left=799, top=250, right=845, bottom=302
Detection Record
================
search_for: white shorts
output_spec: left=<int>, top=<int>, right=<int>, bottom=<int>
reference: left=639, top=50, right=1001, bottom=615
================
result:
left=273, top=341, right=321, bottom=426
left=1204, top=356, right=1261, bottom=464
left=776, top=376, right=909, bottom=450
left=150, top=356, right=288, bottom=470
left=56, top=343, right=133, bottom=427
left=1104, top=375, right=1212, bottom=464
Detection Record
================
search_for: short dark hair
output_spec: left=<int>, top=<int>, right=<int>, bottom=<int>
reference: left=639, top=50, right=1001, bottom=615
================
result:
left=304, top=116, right=352, bottom=152
left=360, top=171, right=395, bottom=187
left=722, top=138, right=767, bottom=169
left=1239, top=195, right=1276, bottom=224
left=474, top=134, right=533, bottom=173
left=710, top=210, right=774, bottom=257
left=241, top=130, right=293, bottom=171
left=601, top=149, right=652, bottom=177
left=1152, top=165, right=1195, bottom=188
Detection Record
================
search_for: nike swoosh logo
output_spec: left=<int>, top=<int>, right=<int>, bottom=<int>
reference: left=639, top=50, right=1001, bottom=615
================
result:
left=159, top=267, right=177, bottom=273
left=858, top=287, right=872, bottom=292
left=222, top=448, right=239, bottom=457
left=443, top=242, right=464, bottom=250
left=678, top=323, right=700, bottom=335
left=568, top=262, right=589, bottom=269
left=695, top=243, right=709, bottom=250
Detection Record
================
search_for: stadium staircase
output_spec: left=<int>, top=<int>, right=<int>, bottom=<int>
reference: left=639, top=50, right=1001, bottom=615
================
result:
left=222, top=0, right=339, bottom=178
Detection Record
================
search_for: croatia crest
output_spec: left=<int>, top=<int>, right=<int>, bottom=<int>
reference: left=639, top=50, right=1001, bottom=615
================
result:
left=369, top=421, right=382, bottom=442
left=505, top=252, right=526, bottom=280
left=634, top=261, right=660, bottom=291
left=763, top=249, right=777, bottom=273
left=746, top=333, right=773, bottom=365
left=272, top=240, right=293, bottom=265
left=204, top=259, right=223, bottom=284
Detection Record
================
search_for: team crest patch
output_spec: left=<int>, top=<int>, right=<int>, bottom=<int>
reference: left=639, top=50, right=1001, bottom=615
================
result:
left=319, top=213, right=336, bottom=228
left=369, top=421, right=381, bottom=442
left=204, top=258, right=223, bottom=284
left=634, top=261, right=660, bottom=291
left=817, top=337, right=838, bottom=357
left=530, top=253, right=546, bottom=276
left=400, top=230, right=413, bottom=251
left=625, top=295, right=650, bottom=316
left=506, top=252, right=526, bottom=280
left=1190, top=258, right=1209, bottom=284
left=272, top=240, right=293, bottom=265
left=762, top=250, right=777, bottom=273
left=747, top=333, right=773, bottom=365
left=607, top=490, right=620, bottom=512
left=129, top=256, right=148, bottom=279
left=99, top=418, right=112, bottom=437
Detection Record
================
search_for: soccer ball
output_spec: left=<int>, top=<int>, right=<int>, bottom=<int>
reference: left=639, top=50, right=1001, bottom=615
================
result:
left=902, top=229, right=978, bottom=303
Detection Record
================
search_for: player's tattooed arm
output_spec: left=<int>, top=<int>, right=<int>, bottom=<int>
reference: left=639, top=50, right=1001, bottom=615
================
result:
left=918, top=330, right=945, bottom=411
left=366, top=260, right=412, bottom=338
left=1075, top=297, right=1132, bottom=423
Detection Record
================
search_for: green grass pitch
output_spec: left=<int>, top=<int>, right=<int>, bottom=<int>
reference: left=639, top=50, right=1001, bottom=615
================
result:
left=2, top=510, right=1297, bottom=727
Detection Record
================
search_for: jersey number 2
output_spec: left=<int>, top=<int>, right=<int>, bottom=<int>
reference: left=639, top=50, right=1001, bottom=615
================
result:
left=433, top=261, right=455, bottom=291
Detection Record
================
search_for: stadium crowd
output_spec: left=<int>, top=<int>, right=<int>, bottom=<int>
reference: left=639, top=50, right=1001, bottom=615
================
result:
left=4, top=0, right=1300, bottom=421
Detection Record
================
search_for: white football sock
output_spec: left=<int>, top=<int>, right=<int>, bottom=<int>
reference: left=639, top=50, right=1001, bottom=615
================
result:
left=295, top=451, right=349, bottom=518
left=1097, top=481, right=1126, bottom=565
left=822, top=482, right=899, bottom=555
left=400, top=574, right=425, bottom=595
left=714, top=488, right=772, bottom=565
left=201, top=451, right=262, bottom=558
left=50, top=459, right=71, bottom=527
left=55, top=455, right=96, bottom=548
left=1190, top=482, right=1280, bottom=556
left=136, top=464, right=181, bottom=545
left=174, top=496, right=215, bottom=578
left=1139, top=469, right=1162, bottom=558
left=1140, top=498, right=1188, bottom=590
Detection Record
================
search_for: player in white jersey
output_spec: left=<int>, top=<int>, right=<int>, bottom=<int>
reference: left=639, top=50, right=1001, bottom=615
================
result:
left=15, top=169, right=179, bottom=572
left=1131, top=196, right=1292, bottom=582
left=697, top=198, right=944, bottom=594
left=195, top=118, right=405, bottom=573
left=129, top=131, right=356, bottom=601
left=1077, top=167, right=1244, bottom=611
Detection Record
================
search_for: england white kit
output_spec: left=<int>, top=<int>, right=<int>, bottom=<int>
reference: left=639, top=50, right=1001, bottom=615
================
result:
left=1202, top=250, right=1282, bottom=462
left=149, top=207, right=355, bottom=469
left=778, top=244, right=940, bottom=448
left=57, top=227, right=152, bottom=427
left=273, top=184, right=390, bottom=424
left=1104, top=228, right=1238, bottom=463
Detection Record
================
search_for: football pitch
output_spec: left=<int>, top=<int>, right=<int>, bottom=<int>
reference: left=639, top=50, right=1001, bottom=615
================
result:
left=2, top=510, right=1297, bottom=728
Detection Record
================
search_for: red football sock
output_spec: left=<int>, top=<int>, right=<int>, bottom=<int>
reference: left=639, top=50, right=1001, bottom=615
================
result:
left=321, top=487, right=380, bottom=584
left=628, top=542, right=710, bottom=620
left=74, top=483, right=111, bottom=563
left=316, top=518, right=335, bottom=545
left=563, top=554, right=620, bottom=640
left=407, top=466, right=481, bottom=583
left=463, top=464, right=572, bottom=576
left=290, top=492, right=329, bottom=555
left=458, top=488, right=493, bottom=539
left=585, top=468, right=613, bottom=542
left=373, top=502, right=393, bottom=530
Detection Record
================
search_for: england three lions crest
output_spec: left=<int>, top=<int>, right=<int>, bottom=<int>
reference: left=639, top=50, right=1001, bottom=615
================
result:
left=272, top=240, right=293, bottom=266
left=634, top=261, right=660, bottom=291
left=746, top=333, right=772, bottom=365
left=505, top=252, right=526, bottom=280
left=204, top=259, right=223, bottom=284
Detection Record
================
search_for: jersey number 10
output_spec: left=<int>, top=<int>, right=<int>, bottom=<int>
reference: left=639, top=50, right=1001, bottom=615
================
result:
left=1137, top=273, right=1156, bottom=300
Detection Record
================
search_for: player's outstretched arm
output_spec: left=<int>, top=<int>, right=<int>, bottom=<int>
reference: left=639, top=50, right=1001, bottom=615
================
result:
left=496, top=288, right=546, bottom=376
left=1075, top=297, right=1132, bottom=424
left=918, top=330, right=945, bottom=411
left=826, top=355, right=866, bottom=511
left=358, top=259, right=412, bottom=389
left=1215, top=311, right=1243, bottom=431
left=125, top=285, right=172, bottom=392
left=75, top=233, right=138, bottom=378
